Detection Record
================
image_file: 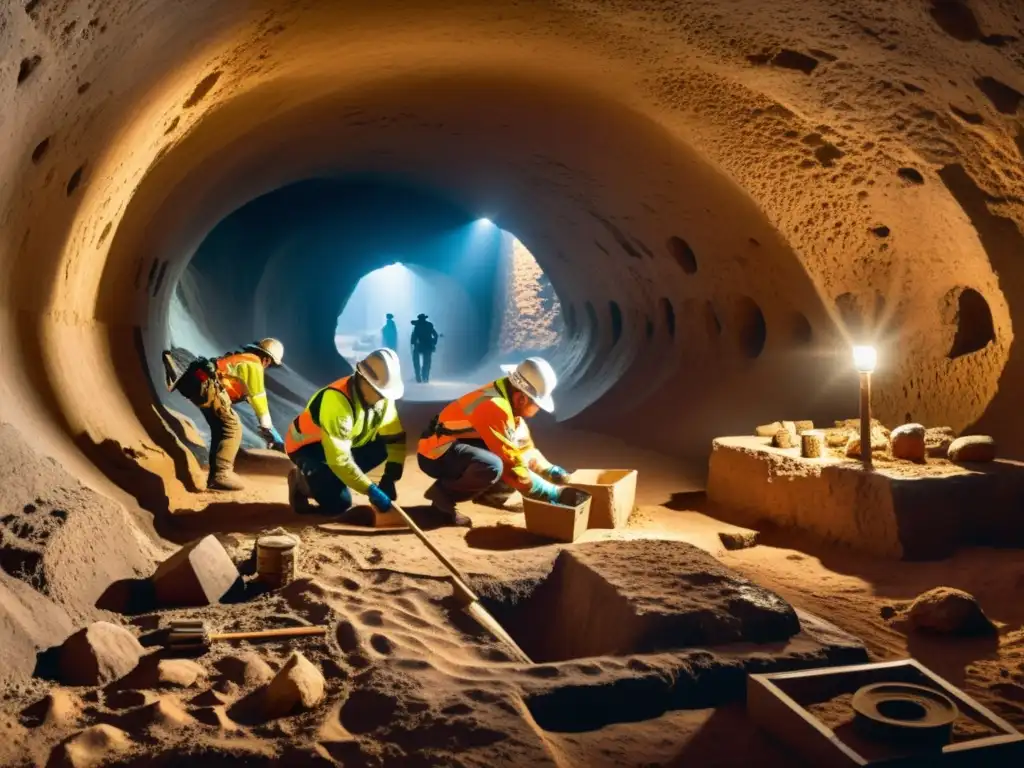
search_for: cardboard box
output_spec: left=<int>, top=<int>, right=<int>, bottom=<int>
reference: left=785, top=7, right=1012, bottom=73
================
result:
left=523, top=494, right=591, bottom=542
left=567, top=469, right=637, bottom=529
left=748, top=658, right=1024, bottom=766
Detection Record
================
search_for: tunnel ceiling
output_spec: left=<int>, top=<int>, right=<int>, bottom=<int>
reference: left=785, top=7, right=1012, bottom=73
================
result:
left=0, top=0, right=1022, bottom=501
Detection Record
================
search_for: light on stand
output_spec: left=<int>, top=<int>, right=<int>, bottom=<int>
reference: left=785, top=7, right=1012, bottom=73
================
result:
left=852, top=345, right=877, bottom=466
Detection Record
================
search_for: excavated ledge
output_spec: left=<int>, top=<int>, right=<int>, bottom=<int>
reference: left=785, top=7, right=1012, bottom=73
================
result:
left=706, top=436, right=1024, bottom=559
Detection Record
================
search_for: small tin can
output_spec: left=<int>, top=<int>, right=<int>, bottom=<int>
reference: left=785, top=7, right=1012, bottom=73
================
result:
left=256, top=533, right=299, bottom=589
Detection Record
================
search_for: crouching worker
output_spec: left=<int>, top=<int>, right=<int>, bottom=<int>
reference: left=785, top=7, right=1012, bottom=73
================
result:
left=417, top=357, right=574, bottom=528
left=169, top=338, right=285, bottom=491
left=285, top=348, right=406, bottom=522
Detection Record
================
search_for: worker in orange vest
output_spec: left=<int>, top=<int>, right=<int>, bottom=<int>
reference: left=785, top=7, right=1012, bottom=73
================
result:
left=417, top=357, right=573, bottom=527
left=285, top=348, right=406, bottom=522
left=170, top=338, right=285, bottom=491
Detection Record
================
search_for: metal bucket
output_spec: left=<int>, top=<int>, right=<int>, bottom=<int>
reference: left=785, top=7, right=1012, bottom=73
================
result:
left=256, top=533, right=299, bottom=589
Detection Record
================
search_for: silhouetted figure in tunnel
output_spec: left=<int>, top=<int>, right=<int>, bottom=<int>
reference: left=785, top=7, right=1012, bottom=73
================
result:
left=381, top=313, right=398, bottom=353
left=411, top=313, right=439, bottom=383
left=167, top=338, right=285, bottom=491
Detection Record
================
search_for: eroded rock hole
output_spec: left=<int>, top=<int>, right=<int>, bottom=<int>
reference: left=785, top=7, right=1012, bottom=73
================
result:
left=975, top=76, right=1023, bottom=115
left=704, top=300, right=722, bottom=339
left=871, top=225, right=891, bottom=238
left=897, top=167, right=924, bottom=185
left=609, top=301, right=623, bottom=345
left=735, top=296, right=767, bottom=358
left=17, top=55, right=42, bottom=85
left=771, top=49, right=819, bottom=74
left=947, top=287, right=995, bottom=358
left=930, top=0, right=983, bottom=42
left=31, top=137, right=50, bottom=164
left=481, top=543, right=800, bottom=665
left=66, top=164, right=85, bottom=196
left=659, top=298, right=675, bottom=338
left=77, top=82, right=90, bottom=95
left=667, top=236, right=697, bottom=274
left=184, top=71, right=222, bottom=108
left=791, top=312, right=813, bottom=345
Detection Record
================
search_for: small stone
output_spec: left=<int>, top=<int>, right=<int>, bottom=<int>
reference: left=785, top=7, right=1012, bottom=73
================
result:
left=58, top=622, right=144, bottom=686
left=157, top=659, right=207, bottom=688
left=263, top=652, right=326, bottom=719
left=781, top=420, right=798, bottom=438
left=925, top=426, right=956, bottom=458
left=215, top=652, right=275, bottom=687
left=891, top=423, right=926, bottom=462
left=141, top=697, right=195, bottom=730
left=151, top=534, right=243, bottom=607
left=845, top=431, right=889, bottom=458
left=755, top=421, right=783, bottom=437
left=55, top=724, right=131, bottom=768
left=908, top=587, right=995, bottom=635
left=793, top=420, right=815, bottom=434
left=772, top=429, right=795, bottom=449
left=949, top=435, right=996, bottom=462
left=719, top=531, right=759, bottom=550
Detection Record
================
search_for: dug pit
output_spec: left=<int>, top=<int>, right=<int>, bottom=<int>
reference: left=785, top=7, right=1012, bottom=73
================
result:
left=480, top=540, right=802, bottom=664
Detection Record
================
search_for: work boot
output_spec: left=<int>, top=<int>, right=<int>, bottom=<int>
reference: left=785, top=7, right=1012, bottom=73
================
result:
left=473, top=482, right=523, bottom=513
left=207, top=471, right=245, bottom=492
left=287, top=468, right=312, bottom=514
left=424, top=483, right=473, bottom=528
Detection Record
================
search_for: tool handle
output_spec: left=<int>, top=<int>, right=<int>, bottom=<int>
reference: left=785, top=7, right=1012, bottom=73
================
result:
left=386, top=501, right=479, bottom=603
left=465, top=601, right=532, bottom=664
left=209, top=626, right=328, bottom=642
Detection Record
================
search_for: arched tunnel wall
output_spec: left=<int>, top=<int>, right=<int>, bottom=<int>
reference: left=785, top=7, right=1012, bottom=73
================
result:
left=0, top=0, right=1022, bottom=508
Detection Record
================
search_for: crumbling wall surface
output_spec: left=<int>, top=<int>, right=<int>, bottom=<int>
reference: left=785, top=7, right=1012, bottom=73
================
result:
left=0, top=0, right=1021, bottom=504
left=0, top=424, right=164, bottom=685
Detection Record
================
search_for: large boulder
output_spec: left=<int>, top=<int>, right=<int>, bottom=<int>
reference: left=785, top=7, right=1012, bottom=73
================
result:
left=925, top=426, right=956, bottom=458
left=151, top=535, right=243, bottom=607
left=948, top=435, right=996, bottom=463
left=263, top=652, right=326, bottom=719
left=58, top=622, right=144, bottom=686
left=907, top=587, right=994, bottom=635
left=890, top=423, right=926, bottom=462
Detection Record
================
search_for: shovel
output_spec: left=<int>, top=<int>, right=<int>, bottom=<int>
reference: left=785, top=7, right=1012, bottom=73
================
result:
left=166, top=619, right=328, bottom=652
left=381, top=501, right=533, bottom=664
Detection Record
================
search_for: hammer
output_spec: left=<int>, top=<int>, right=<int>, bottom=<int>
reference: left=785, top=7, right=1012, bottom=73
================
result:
left=166, top=619, right=328, bottom=652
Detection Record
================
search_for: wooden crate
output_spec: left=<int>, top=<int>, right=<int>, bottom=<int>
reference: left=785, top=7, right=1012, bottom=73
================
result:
left=566, top=469, right=637, bottom=529
left=748, top=658, right=1024, bottom=766
left=523, top=494, right=591, bottom=543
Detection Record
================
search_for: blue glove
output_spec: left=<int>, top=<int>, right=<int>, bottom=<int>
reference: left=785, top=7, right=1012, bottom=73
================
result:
left=260, top=426, right=283, bottom=444
left=548, top=466, right=571, bottom=484
left=367, top=483, right=393, bottom=512
left=536, top=482, right=561, bottom=505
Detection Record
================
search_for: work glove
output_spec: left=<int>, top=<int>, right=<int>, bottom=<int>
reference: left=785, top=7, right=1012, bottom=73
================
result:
left=260, top=426, right=283, bottom=446
left=548, top=466, right=572, bottom=484
left=366, top=483, right=393, bottom=513
left=535, top=483, right=562, bottom=505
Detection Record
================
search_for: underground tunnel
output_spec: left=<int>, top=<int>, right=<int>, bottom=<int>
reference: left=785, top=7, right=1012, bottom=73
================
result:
left=2, top=1, right=1024, bottom=766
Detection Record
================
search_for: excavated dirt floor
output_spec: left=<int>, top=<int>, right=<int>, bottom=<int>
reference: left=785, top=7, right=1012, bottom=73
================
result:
left=2, top=405, right=1024, bottom=766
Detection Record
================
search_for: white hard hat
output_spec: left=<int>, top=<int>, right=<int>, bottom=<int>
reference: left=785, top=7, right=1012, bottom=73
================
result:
left=245, top=337, right=284, bottom=366
left=357, top=348, right=404, bottom=400
left=500, top=357, right=557, bottom=412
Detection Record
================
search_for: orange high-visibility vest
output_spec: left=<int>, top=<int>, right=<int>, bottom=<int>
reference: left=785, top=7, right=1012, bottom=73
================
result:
left=284, top=376, right=353, bottom=455
left=215, top=353, right=263, bottom=403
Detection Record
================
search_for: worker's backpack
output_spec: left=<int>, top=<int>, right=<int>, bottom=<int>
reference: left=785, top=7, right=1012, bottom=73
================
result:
left=173, top=356, right=218, bottom=400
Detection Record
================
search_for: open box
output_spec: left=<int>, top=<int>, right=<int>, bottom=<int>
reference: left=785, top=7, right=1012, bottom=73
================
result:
left=523, top=493, right=592, bottom=543
left=748, top=658, right=1024, bottom=765
left=566, top=469, right=637, bottom=529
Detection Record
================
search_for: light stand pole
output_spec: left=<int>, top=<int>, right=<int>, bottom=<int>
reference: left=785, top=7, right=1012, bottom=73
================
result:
left=853, top=346, right=877, bottom=468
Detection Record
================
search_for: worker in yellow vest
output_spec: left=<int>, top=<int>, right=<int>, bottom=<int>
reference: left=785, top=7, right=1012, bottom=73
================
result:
left=417, top=357, right=573, bottom=527
left=285, top=348, right=406, bottom=522
left=170, top=338, right=285, bottom=491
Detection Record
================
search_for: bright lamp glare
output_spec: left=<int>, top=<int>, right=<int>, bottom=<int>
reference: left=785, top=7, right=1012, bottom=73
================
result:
left=477, top=217, right=493, bottom=226
left=852, top=345, right=877, bottom=373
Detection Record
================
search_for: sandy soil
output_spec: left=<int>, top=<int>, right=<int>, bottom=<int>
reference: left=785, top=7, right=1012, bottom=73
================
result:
left=3, top=404, right=1023, bottom=767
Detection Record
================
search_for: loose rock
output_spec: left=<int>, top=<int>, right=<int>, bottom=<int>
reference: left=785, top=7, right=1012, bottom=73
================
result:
left=151, top=534, right=243, bottom=607
left=844, top=432, right=889, bottom=458
left=890, top=423, right=926, bottom=462
left=58, top=622, right=144, bottom=686
left=948, top=435, right=996, bottom=462
left=925, top=426, right=956, bottom=458
left=755, top=421, right=783, bottom=437
left=216, top=652, right=275, bottom=687
left=53, top=724, right=131, bottom=768
left=157, top=659, right=207, bottom=688
left=263, top=652, right=326, bottom=719
left=719, top=531, right=759, bottom=550
left=793, top=420, right=814, bottom=434
left=772, top=429, right=795, bottom=449
left=908, top=587, right=994, bottom=635
left=21, top=689, right=82, bottom=728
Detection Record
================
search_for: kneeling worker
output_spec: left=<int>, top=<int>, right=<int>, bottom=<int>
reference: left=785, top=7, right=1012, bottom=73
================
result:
left=285, top=348, right=406, bottom=520
left=170, top=338, right=285, bottom=491
left=417, top=357, right=573, bottom=527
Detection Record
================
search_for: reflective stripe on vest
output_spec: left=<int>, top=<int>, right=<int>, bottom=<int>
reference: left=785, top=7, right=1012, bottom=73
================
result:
left=417, top=380, right=507, bottom=459
left=215, top=353, right=262, bottom=403
left=284, top=376, right=352, bottom=454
